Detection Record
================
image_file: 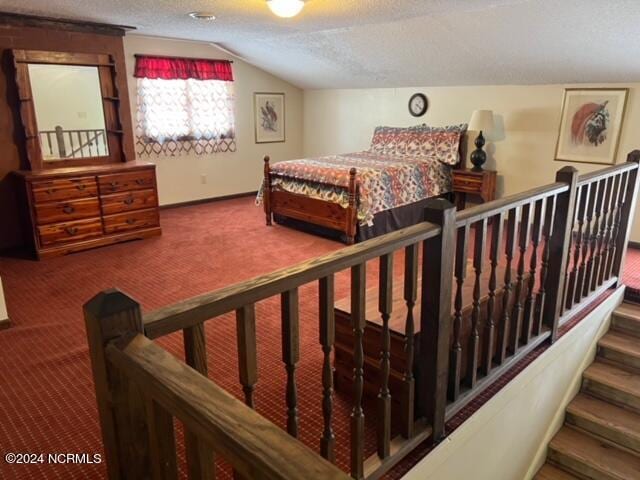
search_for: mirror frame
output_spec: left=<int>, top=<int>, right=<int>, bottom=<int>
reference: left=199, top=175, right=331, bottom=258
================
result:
left=12, top=49, right=125, bottom=170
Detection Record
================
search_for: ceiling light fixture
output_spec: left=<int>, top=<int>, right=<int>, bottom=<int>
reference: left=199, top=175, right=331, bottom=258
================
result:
left=188, top=12, right=217, bottom=21
left=267, top=0, right=305, bottom=18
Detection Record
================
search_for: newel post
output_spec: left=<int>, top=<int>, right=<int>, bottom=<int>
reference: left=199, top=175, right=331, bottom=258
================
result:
left=543, top=167, right=579, bottom=342
left=84, top=289, right=151, bottom=480
left=613, top=151, right=640, bottom=281
left=420, top=199, right=456, bottom=443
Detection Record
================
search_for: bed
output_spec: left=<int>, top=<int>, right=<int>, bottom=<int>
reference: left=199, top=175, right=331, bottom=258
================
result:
left=258, top=124, right=467, bottom=244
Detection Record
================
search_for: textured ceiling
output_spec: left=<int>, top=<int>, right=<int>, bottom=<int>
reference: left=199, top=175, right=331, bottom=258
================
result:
left=3, top=0, right=640, bottom=89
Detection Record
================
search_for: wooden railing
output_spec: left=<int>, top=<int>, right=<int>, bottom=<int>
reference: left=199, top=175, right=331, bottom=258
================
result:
left=85, top=152, right=640, bottom=479
left=39, top=126, right=107, bottom=158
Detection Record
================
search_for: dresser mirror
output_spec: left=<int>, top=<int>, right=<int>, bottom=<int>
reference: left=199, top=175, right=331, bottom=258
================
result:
left=28, top=63, right=109, bottom=162
left=12, top=49, right=125, bottom=170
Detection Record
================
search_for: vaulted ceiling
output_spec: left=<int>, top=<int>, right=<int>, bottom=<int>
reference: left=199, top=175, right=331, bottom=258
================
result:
left=4, top=0, right=640, bottom=89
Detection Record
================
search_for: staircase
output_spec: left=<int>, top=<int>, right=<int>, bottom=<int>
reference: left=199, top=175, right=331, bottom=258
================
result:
left=536, top=303, right=640, bottom=480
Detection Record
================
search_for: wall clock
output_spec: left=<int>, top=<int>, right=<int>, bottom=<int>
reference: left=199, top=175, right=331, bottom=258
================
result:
left=408, top=93, right=428, bottom=117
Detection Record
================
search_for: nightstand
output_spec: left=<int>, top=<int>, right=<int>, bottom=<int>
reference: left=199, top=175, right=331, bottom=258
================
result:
left=452, top=169, right=497, bottom=210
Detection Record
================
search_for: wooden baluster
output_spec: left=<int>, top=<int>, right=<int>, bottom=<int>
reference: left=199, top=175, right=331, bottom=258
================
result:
left=87, top=131, right=94, bottom=157
left=145, top=397, right=179, bottom=480
left=236, top=305, right=257, bottom=408
left=544, top=167, right=579, bottom=342
left=535, top=196, right=556, bottom=335
left=497, top=207, right=518, bottom=362
left=606, top=173, right=629, bottom=279
left=377, top=254, right=393, bottom=459
left=599, top=175, right=621, bottom=285
left=510, top=204, right=530, bottom=353
left=449, top=225, right=469, bottom=401
left=281, top=289, right=300, bottom=438
left=77, top=131, right=83, bottom=158
left=576, top=184, right=597, bottom=303
left=613, top=152, right=640, bottom=280
left=67, top=131, right=74, bottom=158
left=84, top=290, right=152, bottom=479
left=484, top=211, right=504, bottom=374
left=593, top=177, right=614, bottom=288
left=559, top=188, right=581, bottom=316
left=420, top=200, right=456, bottom=444
left=401, top=243, right=418, bottom=439
left=565, top=185, right=589, bottom=310
left=46, top=132, right=53, bottom=155
left=319, top=275, right=336, bottom=462
left=467, top=219, right=486, bottom=387
left=588, top=179, right=607, bottom=292
left=523, top=199, right=543, bottom=343
left=583, top=180, right=603, bottom=297
left=183, top=323, right=215, bottom=479
left=350, top=263, right=366, bottom=479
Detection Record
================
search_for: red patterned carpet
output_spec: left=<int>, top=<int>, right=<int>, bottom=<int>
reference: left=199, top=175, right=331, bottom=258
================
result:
left=0, top=197, right=638, bottom=480
left=623, top=246, right=640, bottom=299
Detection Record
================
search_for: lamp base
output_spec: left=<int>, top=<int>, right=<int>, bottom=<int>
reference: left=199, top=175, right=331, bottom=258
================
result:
left=470, top=131, right=487, bottom=172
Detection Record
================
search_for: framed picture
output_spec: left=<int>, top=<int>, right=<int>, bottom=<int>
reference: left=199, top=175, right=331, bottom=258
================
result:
left=254, top=92, right=285, bottom=143
left=555, top=88, right=628, bottom=165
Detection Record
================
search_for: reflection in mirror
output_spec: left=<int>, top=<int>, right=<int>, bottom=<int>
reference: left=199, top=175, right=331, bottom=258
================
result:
left=28, top=64, right=109, bottom=162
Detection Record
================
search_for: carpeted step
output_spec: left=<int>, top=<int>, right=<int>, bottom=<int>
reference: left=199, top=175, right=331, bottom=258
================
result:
left=534, top=463, right=580, bottom=479
left=598, top=330, right=640, bottom=370
left=583, top=360, right=640, bottom=413
left=611, top=303, right=640, bottom=338
left=566, top=393, right=640, bottom=453
left=548, top=426, right=640, bottom=480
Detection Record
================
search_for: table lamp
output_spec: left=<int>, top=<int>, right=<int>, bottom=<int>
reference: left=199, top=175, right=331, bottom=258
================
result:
left=468, top=110, right=495, bottom=172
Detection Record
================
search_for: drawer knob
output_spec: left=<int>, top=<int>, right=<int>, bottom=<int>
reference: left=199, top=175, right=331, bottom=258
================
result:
left=110, top=181, right=118, bottom=190
left=76, top=184, right=86, bottom=191
left=46, top=188, right=54, bottom=195
left=65, top=226, right=79, bottom=235
left=124, top=196, right=135, bottom=205
left=135, top=179, right=145, bottom=185
left=126, top=218, right=136, bottom=225
left=63, top=205, right=75, bottom=214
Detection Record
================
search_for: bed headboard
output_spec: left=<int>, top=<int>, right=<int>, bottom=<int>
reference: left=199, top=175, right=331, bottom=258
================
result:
left=456, top=132, right=468, bottom=170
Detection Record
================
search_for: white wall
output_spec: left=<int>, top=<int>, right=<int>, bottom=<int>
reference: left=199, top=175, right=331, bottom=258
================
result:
left=123, top=35, right=304, bottom=205
left=303, top=85, right=640, bottom=241
left=403, top=286, right=624, bottom=480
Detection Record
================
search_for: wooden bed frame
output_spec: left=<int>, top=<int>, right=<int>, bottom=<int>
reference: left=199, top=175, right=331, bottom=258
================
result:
left=262, top=136, right=467, bottom=244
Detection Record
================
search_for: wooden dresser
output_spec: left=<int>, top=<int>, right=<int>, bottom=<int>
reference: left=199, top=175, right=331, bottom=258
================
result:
left=14, top=162, right=161, bottom=259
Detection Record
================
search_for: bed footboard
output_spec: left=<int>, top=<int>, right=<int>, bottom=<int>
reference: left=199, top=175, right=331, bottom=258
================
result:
left=262, top=156, right=358, bottom=244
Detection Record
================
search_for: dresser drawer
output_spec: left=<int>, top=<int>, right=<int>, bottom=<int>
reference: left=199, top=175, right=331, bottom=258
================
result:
left=38, top=218, right=103, bottom=246
left=34, top=197, right=101, bottom=225
left=103, top=208, right=159, bottom=234
left=98, top=169, right=155, bottom=194
left=101, top=189, right=158, bottom=215
left=32, top=177, right=98, bottom=203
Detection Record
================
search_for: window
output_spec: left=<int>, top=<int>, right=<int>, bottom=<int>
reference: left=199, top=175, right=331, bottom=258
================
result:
left=134, top=55, right=236, bottom=156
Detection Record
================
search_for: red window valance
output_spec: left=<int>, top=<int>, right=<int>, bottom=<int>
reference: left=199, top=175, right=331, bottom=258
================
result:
left=134, top=55, right=234, bottom=81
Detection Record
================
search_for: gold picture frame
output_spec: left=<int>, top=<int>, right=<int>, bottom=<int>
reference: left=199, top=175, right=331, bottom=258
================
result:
left=254, top=92, right=285, bottom=144
left=554, top=87, right=628, bottom=165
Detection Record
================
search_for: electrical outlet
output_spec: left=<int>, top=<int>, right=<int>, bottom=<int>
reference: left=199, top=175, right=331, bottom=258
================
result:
left=201, top=174, right=207, bottom=184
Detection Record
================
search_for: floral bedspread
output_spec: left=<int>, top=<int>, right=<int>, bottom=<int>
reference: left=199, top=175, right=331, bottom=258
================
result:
left=256, top=151, right=452, bottom=226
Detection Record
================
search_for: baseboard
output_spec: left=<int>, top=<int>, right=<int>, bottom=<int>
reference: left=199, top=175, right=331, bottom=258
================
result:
left=629, top=241, right=640, bottom=250
left=160, top=191, right=257, bottom=210
left=0, top=318, right=10, bottom=330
